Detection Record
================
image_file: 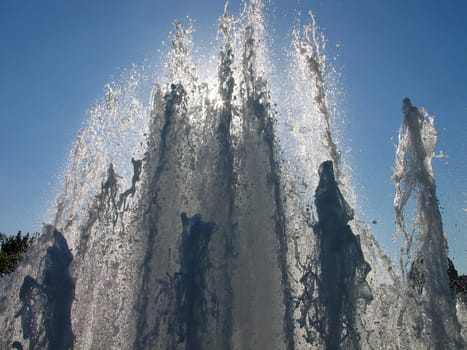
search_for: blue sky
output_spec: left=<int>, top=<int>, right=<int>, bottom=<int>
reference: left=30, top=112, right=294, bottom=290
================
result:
left=0, top=0, right=465, bottom=273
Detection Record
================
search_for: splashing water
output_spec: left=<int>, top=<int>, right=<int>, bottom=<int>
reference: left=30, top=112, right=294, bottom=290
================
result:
left=0, top=1, right=464, bottom=349
left=392, top=97, right=464, bottom=348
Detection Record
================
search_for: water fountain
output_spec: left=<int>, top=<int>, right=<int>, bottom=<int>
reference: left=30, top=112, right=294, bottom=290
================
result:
left=0, top=1, right=464, bottom=349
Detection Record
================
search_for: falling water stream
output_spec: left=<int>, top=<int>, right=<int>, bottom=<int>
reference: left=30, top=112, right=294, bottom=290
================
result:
left=0, top=1, right=464, bottom=349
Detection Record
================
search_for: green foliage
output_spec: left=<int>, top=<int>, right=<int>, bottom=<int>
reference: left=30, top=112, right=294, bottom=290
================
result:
left=0, top=231, right=36, bottom=276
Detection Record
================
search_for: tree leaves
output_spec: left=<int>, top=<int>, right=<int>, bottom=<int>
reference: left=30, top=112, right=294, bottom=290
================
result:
left=0, top=231, right=36, bottom=276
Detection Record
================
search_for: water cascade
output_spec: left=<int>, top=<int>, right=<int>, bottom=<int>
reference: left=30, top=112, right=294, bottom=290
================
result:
left=0, top=1, right=464, bottom=349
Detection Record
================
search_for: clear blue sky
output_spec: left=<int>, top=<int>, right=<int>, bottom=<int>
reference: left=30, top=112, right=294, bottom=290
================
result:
left=0, top=0, right=465, bottom=273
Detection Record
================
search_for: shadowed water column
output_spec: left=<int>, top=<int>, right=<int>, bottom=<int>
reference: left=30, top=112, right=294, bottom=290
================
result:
left=393, top=98, right=464, bottom=348
left=172, top=213, right=218, bottom=349
left=15, top=227, right=75, bottom=350
left=313, top=161, right=371, bottom=349
left=134, top=16, right=236, bottom=348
